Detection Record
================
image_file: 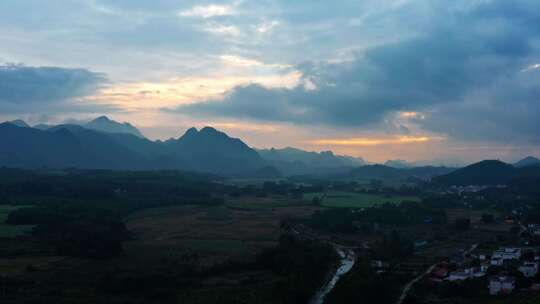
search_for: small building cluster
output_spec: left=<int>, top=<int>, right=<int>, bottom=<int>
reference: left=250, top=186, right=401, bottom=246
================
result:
left=527, top=224, right=540, bottom=237
left=427, top=246, right=540, bottom=296
left=489, top=276, right=515, bottom=295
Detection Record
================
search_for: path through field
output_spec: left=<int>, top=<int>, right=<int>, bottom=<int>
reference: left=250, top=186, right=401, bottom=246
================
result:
left=396, top=243, right=478, bottom=304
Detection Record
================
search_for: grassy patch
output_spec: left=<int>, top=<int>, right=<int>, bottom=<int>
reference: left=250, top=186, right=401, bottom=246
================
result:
left=199, top=207, right=234, bottom=221
left=305, top=191, right=420, bottom=208
left=0, top=205, right=35, bottom=237
left=0, top=225, right=34, bottom=238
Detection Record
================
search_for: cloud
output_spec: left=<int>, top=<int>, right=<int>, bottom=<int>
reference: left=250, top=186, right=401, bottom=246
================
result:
left=169, top=0, right=540, bottom=145
left=0, top=64, right=107, bottom=104
left=179, top=4, right=237, bottom=19
left=522, top=63, right=540, bottom=72
left=219, top=55, right=291, bottom=69
left=204, top=23, right=241, bottom=37
left=257, top=20, right=280, bottom=34
left=0, top=64, right=112, bottom=114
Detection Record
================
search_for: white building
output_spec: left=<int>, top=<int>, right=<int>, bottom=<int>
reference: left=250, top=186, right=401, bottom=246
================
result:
left=449, top=270, right=471, bottom=281
left=492, top=248, right=521, bottom=261
left=489, top=276, right=515, bottom=295
left=448, top=267, right=487, bottom=281
left=491, top=257, right=504, bottom=266
left=519, top=262, right=538, bottom=278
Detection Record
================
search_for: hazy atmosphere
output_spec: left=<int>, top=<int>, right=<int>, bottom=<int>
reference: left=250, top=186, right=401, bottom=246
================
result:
left=3, top=2, right=540, bottom=304
left=1, top=0, right=539, bottom=164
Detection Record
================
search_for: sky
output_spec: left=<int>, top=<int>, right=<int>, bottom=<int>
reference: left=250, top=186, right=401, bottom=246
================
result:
left=0, top=0, right=539, bottom=164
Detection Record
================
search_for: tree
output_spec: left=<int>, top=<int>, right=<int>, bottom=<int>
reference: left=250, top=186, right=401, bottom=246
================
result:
left=455, top=218, right=471, bottom=231
left=481, top=213, right=494, bottom=224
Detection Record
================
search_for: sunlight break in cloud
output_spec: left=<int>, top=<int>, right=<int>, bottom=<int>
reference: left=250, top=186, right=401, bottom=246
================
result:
left=257, top=21, right=280, bottom=34
left=204, top=24, right=241, bottom=37
left=220, top=55, right=292, bottom=69
left=89, top=71, right=303, bottom=111
left=522, top=63, right=540, bottom=72
left=308, top=135, right=442, bottom=146
left=179, top=4, right=237, bottom=19
left=399, top=111, right=425, bottom=119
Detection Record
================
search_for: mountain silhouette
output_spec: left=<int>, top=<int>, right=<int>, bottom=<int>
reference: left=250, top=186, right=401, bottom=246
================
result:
left=384, top=159, right=412, bottom=168
left=0, top=123, right=150, bottom=170
left=514, top=156, right=540, bottom=168
left=164, top=127, right=266, bottom=175
left=347, top=164, right=454, bottom=181
left=433, top=159, right=540, bottom=185
left=84, top=116, right=145, bottom=138
left=257, top=147, right=365, bottom=175
left=0, top=122, right=266, bottom=176
left=7, top=119, right=30, bottom=128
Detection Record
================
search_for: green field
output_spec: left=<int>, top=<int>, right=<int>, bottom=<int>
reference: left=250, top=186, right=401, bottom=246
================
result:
left=304, top=191, right=420, bottom=208
left=0, top=205, right=35, bottom=238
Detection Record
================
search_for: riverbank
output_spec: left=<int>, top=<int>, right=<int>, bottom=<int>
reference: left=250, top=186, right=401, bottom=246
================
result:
left=310, top=247, right=356, bottom=304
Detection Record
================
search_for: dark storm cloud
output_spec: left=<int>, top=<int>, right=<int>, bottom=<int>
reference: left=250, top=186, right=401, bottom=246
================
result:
left=0, top=64, right=111, bottom=113
left=169, top=0, right=540, bottom=143
left=0, top=64, right=107, bottom=104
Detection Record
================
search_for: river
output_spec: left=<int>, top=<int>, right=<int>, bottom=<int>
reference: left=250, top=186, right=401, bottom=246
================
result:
left=309, top=247, right=356, bottom=304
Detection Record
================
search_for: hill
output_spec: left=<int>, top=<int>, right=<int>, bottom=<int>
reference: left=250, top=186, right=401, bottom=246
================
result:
left=347, top=164, right=455, bottom=181
left=515, top=156, right=540, bottom=168
left=433, top=160, right=540, bottom=186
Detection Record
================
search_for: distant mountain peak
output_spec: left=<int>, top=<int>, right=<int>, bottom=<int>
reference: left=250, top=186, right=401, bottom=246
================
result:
left=515, top=156, right=540, bottom=168
left=257, top=146, right=366, bottom=175
left=320, top=150, right=335, bottom=156
left=92, top=115, right=111, bottom=122
left=84, top=116, right=145, bottom=138
left=384, top=159, right=412, bottom=169
left=183, top=127, right=198, bottom=136
left=199, top=126, right=222, bottom=136
left=171, top=126, right=265, bottom=175
left=7, top=119, right=30, bottom=128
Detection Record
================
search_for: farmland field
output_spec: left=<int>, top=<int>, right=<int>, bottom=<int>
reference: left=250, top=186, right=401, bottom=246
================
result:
left=226, top=196, right=308, bottom=210
left=304, top=191, right=420, bottom=208
left=125, top=198, right=317, bottom=264
left=0, top=205, right=34, bottom=238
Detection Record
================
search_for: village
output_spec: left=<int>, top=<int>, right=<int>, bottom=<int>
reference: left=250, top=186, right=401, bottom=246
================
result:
left=428, top=245, right=538, bottom=295
left=394, top=219, right=540, bottom=303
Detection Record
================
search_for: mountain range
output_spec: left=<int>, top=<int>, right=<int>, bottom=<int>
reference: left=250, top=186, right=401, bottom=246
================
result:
left=0, top=117, right=373, bottom=176
left=34, top=116, right=144, bottom=138
left=0, top=119, right=265, bottom=175
left=1, top=117, right=538, bottom=179
left=257, top=147, right=366, bottom=175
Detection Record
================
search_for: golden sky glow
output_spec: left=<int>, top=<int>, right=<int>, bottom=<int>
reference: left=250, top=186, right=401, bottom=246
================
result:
left=398, top=111, right=424, bottom=119
left=86, top=71, right=301, bottom=111
left=308, top=135, right=441, bottom=146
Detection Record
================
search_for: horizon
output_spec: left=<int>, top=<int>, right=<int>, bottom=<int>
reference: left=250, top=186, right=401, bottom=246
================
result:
left=2, top=115, right=538, bottom=166
left=1, top=1, right=540, bottom=163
